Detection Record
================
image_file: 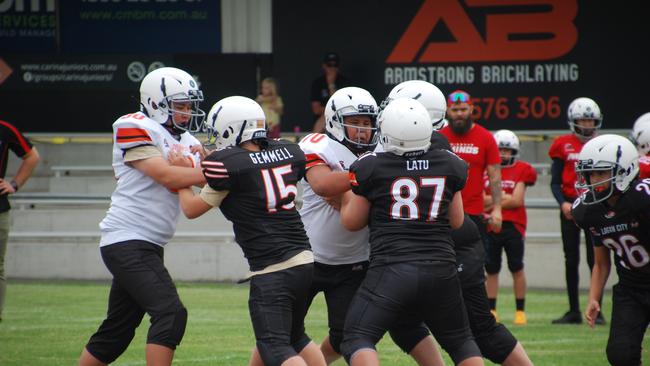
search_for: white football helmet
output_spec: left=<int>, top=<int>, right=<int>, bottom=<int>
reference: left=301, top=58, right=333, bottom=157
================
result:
left=204, top=96, right=266, bottom=150
left=567, top=97, right=602, bottom=141
left=139, top=67, right=205, bottom=133
left=575, top=134, right=639, bottom=205
left=630, top=112, right=650, bottom=155
left=493, top=129, right=520, bottom=167
left=379, top=97, right=432, bottom=156
left=325, top=87, right=378, bottom=153
left=381, top=80, right=447, bottom=130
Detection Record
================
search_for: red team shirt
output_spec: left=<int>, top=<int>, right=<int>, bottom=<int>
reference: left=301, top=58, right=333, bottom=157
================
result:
left=483, top=161, right=537, bottom=236
left=440, top=124, right=501, bottom=215
left=639, top=156, right=650, bottom=180
left=548, top=133, right=585, bottom=201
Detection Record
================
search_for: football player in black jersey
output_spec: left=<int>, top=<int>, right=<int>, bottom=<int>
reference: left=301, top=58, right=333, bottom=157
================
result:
left=572, top=134, right=650, bottom=366
left=339, top=98, right=483, bottom=366
left=172, top=96, right=325, bottom=366
left=382, top=86, right=533, bottom=366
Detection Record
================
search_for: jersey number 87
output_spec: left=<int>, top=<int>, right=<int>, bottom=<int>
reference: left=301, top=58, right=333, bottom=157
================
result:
left=391, top=177, right=446, bottom=221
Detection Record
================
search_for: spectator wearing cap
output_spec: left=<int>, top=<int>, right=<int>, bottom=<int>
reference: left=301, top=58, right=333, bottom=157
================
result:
left=440, top=90, right=503, bottom=259
left=310, top=52, right=351, bottom=132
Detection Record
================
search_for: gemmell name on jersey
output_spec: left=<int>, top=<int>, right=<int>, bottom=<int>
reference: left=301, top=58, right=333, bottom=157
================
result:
left=249, top=147, right=294, bottom=165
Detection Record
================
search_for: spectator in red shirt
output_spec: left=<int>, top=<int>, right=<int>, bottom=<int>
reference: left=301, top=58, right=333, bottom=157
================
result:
left=483, top=130, right=537, bottom=326
left=630, top=112, right=650, bottom=179
left=440, top=90, right=502, bottom=253
left=548, top=97, right=605, bottom=325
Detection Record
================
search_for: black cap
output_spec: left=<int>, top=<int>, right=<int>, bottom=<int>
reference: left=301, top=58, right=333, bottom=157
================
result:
left=323, top=52, right=340, bottom=67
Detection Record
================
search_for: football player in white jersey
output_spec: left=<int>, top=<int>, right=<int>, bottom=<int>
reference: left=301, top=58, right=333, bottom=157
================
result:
left=278, top=86, right=443, bottom=366
left=78, top=67, right=207, bottom=366
left=298, top=86, right=378, bottom=363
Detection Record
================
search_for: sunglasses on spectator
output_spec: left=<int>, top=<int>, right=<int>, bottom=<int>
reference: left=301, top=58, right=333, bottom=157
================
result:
left=448, top=91, right=471, bottom=104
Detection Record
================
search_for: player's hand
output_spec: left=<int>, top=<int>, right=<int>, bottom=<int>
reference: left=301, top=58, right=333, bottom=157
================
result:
left=190, top=144, right=208, bottom=161
left=561, top=202, right=573, bottom=220
left=489, top=207, right=503, bottom=233
left=168, top=149, right=193, bottom=168
left=0, top=179, right=16, bottom=195
left=585, top=299, right=600, bottom=328
left=325, top=195, right=342, bottom=211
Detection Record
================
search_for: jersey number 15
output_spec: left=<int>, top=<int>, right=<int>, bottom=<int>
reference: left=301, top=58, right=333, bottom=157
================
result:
left=261, top=164, right=297, bottom=213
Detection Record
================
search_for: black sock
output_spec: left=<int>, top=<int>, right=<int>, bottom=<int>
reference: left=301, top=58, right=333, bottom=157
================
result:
left=488, top=298, right=497, bottom=310
left=516, top=298, right=525, bottom=311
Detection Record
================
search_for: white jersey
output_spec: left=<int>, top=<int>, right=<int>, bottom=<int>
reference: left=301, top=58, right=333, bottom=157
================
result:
left=298, top=133, right=369, bottom=265
left=100, top=112, right=201, bottom=247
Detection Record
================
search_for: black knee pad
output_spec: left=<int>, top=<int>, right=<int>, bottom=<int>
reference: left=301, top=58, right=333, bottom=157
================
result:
left=445, top=339, right=482, bottom=366
left=388, top=325, right=430, bottom=354
left=85, top=339, right=132, bottom=365
left=329, top=331, right=344, bottom=354
left=341, top=336, right=376, bottom=364
left=85, top=317, right=142, bottom=364
left=291, top=332, right=311, bottom=354
left=607, top=343, right=640, bottom=366
left=474, top=323, right=517, bottom=364
left=148, top=306, right=187, bottom=349
left=258, top=340, right=297, bottom=366
left=507, top=260, right=524, bottom=273
left=485, top=261, right=501, bottom=275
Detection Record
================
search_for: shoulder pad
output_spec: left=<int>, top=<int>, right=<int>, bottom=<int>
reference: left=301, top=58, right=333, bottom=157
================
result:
left=299, top=133, right=330, bottom=152
left=113, top=113, right=159, bottom=150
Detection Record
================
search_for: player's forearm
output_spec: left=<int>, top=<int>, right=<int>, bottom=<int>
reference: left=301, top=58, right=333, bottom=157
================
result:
left=160, top=166, right=206, bottom=189
left=178, top=188, right=208, bottom=219
left=588, top=263, right=610, bottom=304
left=13, top=147, right=40, bottom=188
left=502, top=193, right=524, bottom=209
left=340, top=191, right=369, bottom=231
left=310, top=171, right=351, bottom=197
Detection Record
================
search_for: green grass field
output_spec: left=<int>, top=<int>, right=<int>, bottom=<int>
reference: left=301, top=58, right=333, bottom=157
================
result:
left=0, top=281, right=648, bottom=365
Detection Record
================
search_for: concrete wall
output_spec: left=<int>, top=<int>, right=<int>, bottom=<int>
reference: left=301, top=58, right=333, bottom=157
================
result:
left=4, top=132, right=623, bottom=289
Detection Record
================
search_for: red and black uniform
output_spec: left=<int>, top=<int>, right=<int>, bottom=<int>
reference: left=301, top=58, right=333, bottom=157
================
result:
left=548, top=133, right=596, bottom=315
left=573, top=180, right=650, bottom=365
left=0, top=120, right=33, bottom=212
left=483, top=161, right=537, bottom=274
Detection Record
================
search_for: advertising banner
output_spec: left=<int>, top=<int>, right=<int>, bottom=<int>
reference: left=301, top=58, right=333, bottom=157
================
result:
left=0, top=54, right=271, bottom=133
left=273, top=0, right=650, bottom=131
left=59, top=0, right=221, bottom=54
left=0, top=0, right=56, bottom=52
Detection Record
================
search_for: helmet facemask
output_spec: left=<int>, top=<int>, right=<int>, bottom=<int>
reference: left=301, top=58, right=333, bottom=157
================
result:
left=569, top=118, right=601, bottom=141
left=575, top=143, right=624, bottom=205
left=163, top=90, right=206, bottom=134
left=499, top=148, right=518, bottom=167
left=575, top=163, right=618, bottom=205
left=333, top=104, right=378, bottom=154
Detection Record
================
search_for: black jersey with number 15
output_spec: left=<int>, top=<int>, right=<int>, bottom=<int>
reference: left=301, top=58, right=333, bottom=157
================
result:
left=202, top=139, right=311, bottom=271
left=572, top=178, right=650, bottom=289
left=349, top=149, right=468, bottom=267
